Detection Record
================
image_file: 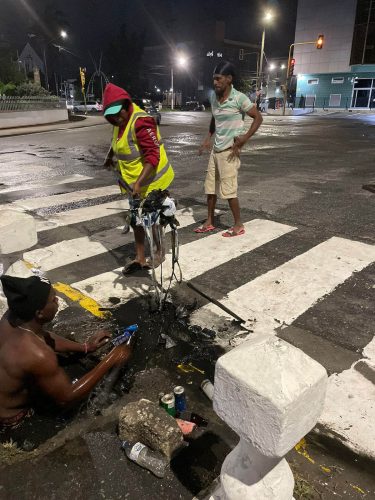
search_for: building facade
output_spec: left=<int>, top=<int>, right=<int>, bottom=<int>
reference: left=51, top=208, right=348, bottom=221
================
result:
left=294, top=0, right=375, bottom=109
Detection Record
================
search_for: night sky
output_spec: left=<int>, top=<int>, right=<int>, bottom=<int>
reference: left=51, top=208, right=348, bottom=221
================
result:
left=1, top=0, right=298, bottom=68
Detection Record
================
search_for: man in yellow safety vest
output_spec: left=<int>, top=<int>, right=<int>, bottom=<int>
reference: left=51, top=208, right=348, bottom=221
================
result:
left=102, top=83, right=174, bottom=274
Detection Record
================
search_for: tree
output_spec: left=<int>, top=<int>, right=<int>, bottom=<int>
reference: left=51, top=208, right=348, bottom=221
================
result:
left=14, top=82, right=51, bottom=96
left=0, top=82, right=16, bottom=95
left=0, top=48, right=26, bottom=86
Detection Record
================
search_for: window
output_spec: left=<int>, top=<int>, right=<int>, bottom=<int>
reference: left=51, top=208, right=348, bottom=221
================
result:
left=331, top=77, right=344, bottom=84
left=307, top=78, right=319, bottom=85
left=354, top=78, right=372, bottom=88
left=305, top=95, right=316, bottom=107
left=329, top=94, right=341, bottom=107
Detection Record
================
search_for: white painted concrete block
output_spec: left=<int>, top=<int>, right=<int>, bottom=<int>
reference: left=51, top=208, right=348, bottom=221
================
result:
left=213, top=335, right=328, bottom=458
left=218, top=439, right=294, bottom=500
left=0, top=210, right=37, bottom=254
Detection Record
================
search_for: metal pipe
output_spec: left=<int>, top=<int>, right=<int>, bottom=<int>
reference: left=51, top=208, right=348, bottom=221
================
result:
left=171, top=66, right=174, bottom=110
left=186, top=281, right=245, bottom=324
left=258, top=28, right=266, bottom=92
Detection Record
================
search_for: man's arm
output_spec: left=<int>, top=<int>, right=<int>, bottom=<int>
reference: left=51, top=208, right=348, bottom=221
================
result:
left=199, top=116, right=215, bottom=155
left=103, top=146, right=115, bottom=168
left=229, top=105, right=263, bottom=159
left=48, top=330, right=110, bottom=354
left=31, top=344, right=131, bottom=406
left=132, top=117, right=160, bottom=196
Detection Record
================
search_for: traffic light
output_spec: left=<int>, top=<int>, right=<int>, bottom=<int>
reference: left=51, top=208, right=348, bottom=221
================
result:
left=316, top=34, right=324, bottom=49
left=79, top=67, right=86, bottom=88
left=288, top=58, right=295, bottom=77
left=239, top=48, right=244, bottom=60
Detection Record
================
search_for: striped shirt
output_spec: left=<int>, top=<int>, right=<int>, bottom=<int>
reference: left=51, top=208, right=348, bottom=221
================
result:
left=211, top=86, right=253, bottom=152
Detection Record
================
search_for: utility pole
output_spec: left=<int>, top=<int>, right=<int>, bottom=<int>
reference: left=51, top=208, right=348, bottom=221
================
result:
left=282, top=35, right=325, bottom=116
left=171, top=67, right=174, bottom=110
left=258, top=28, right=266, bottom=93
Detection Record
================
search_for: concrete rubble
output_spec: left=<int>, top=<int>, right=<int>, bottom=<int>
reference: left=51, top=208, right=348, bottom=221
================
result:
left=118, top=398, right=184, bottom=459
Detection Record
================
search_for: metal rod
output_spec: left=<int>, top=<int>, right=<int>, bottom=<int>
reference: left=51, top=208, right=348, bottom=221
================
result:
left=186, top=282, right=245, bottom=324
left=258, top=28, right=266, bottom=92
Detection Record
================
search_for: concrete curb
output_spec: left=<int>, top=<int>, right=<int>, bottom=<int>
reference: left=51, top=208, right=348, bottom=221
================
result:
left=0, top=115, right=107, bottom=138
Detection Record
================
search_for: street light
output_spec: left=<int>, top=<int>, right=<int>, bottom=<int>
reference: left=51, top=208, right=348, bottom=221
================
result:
left=60, top=30, right=68, bottom=39
left=170, top=53, right=188, bottom=110
left=258, top=10, right=274, bottom=94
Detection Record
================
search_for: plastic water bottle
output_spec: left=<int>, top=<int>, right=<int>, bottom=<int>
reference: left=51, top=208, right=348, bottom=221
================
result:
left=121, top=441, right=168, bottom=478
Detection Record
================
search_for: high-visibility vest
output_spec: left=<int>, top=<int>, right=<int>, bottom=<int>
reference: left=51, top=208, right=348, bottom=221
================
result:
left=111, top=104, right=174, bottom=197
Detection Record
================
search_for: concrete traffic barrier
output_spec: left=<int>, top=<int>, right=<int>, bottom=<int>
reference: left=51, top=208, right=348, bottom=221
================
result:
left=0, top=209, right=37, bottom=254
left=210, top=334, right=328, bottom=499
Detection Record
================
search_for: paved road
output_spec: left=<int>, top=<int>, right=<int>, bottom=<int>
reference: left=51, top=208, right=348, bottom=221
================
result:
left=0, top=111, right=374, bottom=461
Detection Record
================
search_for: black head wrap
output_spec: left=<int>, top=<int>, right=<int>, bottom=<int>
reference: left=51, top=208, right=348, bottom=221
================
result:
left=0, top=275, right=51, bottom=321
left=213, top=61, right=236, bottom=77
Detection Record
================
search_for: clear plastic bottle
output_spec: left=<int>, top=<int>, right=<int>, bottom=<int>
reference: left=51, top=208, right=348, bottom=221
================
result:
left=121, top=441, right=168, bottom=478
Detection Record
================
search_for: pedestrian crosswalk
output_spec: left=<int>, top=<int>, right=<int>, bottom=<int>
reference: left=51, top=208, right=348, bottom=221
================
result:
left=0, top=175, right=375, bottom=458
left=1, top=177, right=374, bottom=338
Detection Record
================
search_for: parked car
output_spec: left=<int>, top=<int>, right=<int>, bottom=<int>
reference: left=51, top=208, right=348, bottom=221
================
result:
left=72, top=101, right=103, bottom=113
left=181, top=101, right=205, bottom=111
left=133, top=98, right=161, bottom=125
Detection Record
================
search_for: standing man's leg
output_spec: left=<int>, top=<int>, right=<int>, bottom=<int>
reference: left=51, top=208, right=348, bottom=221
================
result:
left=218, top=151, right=244, bottom=237
left=206, top=193, right=217, bottom=227
left=227, top=197, right=243, bottom=233
left=194, top=151, right=217, bottom=233
left=133, top=226, right=147, bottom=265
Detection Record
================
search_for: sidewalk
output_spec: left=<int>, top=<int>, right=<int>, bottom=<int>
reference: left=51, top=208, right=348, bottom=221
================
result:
left=0, top=115, right=106, bottom=138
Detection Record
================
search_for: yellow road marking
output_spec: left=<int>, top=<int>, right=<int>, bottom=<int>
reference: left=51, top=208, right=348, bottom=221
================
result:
left=295, top=438, right=315, bottom=464
left=53, top=282, right=111, bottom=319
left=177, top=363, right=205, bottom=374
left=22, top=261, right=110, bottom=319
left=320, top=466, right=331, bottom=474
left=350, top=484, right=366, bottom=495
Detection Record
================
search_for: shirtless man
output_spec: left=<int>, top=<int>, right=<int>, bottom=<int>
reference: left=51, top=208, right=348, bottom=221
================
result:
left=0, top=274, right=131, bottom=431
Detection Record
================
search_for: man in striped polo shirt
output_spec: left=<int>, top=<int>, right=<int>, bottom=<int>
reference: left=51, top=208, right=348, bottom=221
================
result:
left=195, top=61, right=263, bottom=237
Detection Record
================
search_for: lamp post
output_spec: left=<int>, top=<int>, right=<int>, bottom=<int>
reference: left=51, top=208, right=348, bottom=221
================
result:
left=170, top=54, right=187, bottom=110
left=282, top=35, right=325, bottom=115
left=258, top=10, right=274, bottom=96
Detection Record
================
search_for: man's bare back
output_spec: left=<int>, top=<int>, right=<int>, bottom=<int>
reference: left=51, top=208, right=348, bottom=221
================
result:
left=0, top=315, right=53, bottom=419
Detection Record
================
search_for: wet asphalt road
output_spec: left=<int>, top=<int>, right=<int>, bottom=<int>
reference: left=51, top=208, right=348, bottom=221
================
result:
left=1, top=111, right=374, bottom=364
left=1, top=111, right=375, bottom=498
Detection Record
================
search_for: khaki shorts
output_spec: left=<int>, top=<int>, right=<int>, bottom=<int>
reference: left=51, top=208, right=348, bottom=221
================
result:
left=204, top=149, right=241, bottom=199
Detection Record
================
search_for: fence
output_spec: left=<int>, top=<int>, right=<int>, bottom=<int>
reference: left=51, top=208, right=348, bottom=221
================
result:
left=0, top=96, right=62, bottom=112
left=291, top=94, right=374, bottom=110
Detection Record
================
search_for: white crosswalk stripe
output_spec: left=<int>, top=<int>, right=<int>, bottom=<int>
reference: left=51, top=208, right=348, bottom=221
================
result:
left=72, top=219, right=296, bottom=306
left=35, top=199, right=129, bottom=231
left=1, top=175, right=375, bottom=459
left=191, top=236, right=375, bottom=336
left=0, top=185, right=119, bottom=212
left=0, top=174, right=92, bottom=194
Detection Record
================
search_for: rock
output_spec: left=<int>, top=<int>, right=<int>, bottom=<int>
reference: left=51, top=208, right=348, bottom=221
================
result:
left=118, top=399, right=183, bottom=459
